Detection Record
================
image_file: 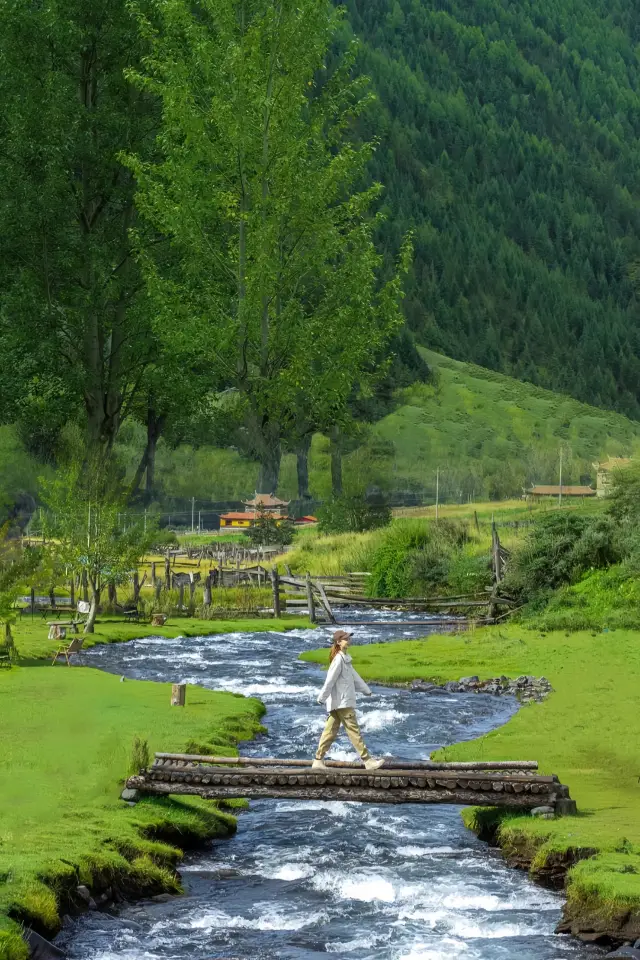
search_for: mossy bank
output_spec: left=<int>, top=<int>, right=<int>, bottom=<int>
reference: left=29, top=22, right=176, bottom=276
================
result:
left=0, top=663, right=267, bottom=960
left=302, top=625, right=640, bottom=945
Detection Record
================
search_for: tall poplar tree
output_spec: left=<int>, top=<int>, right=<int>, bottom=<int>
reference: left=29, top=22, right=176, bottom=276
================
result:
left=0, top=0, right=158, bottom=455
left=126, top=0, right=410, bottom=493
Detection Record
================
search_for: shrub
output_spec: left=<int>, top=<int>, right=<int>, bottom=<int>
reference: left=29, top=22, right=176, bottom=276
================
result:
left=504, top=512, right=621, bottom=603
left=128, top=736, right=150, bottom=776
left=246, top=506, right=294, bottom=547
left=151, top=529, right=179, bottom=550
left=318, top=495, right=391, bottom=534
left=367, top=518, right=470, bottom=597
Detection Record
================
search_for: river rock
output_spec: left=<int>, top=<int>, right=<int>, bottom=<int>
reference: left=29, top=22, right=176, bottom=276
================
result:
left=531, top=805, right=554, bottom=818
left=75, top=884, right=97, bottom=910
left=605, top=947, right=640, bottom=959
left=443, top=681, right=461, bottom=692
left=120, top=788, right=139, bottom=802
left=24, top=929, right=65, bottom=960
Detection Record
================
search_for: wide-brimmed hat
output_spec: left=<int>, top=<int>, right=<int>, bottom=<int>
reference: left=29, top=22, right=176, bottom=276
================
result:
left=332, top=629, right=353, bottom=643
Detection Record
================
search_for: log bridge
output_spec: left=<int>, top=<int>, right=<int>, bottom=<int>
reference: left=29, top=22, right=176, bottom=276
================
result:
left=126, top=754, right=577, bottom=814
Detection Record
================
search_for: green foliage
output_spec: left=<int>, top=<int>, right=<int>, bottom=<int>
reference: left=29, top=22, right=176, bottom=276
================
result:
left=318, top=495, right=391, bottom=534
left=126, top=0, right=410, bottom=491
left=504, top=511, right=622, bottom=602
left=40, top=459, right=156, bottom=631
left=528, top=565, right=640, bottom=632
left=246, top=506, right=294, bottom=548
left=128, top=736, right=150, bottom=777
left=150, top=529, right=179, bottom=551
left=344, top=0, right=640, bottom=417
left=366, top=518, right=470, bottom=597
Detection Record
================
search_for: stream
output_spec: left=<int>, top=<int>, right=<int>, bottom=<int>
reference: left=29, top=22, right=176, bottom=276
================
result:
left=56, top=613, right=599, bottom=960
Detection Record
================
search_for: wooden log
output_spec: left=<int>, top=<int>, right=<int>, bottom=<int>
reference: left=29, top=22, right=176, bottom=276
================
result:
left=203, top=573, right=212, bottom=607
left=171, top=683, right=186, bottom=707
left=306, top=572, right=316, bottom=624
left=164, top=555, right=171, bottom=590
left=315, top=581, right=336, bottom=624
left=271, top=568, right=281, bottom=618
left=128, top=776, right=558, bottom=808
left=153, top=753, right=539, bottom=771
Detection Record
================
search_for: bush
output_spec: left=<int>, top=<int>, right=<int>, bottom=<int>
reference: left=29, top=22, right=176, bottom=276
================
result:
left=318, top=495, right=391, bottom=534
left=504, top=512, right=621, bottom=603
left=128, top=736, right=150, bottom=777
left=246, top=507, right=294, bottom=547
left=528, top=565, right=640, bottom=631
left=151, top=529, right=179, bottom=550
left=367, top=519, right=470, bottom=597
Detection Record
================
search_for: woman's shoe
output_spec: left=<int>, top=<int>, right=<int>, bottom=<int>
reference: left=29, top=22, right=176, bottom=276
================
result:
left=312, top=759, right=328, bottom=769
left=364, top=757, right=385, bottom=771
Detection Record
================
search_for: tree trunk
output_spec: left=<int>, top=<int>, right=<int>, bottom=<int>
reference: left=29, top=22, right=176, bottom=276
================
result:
left=330, top=426, right=343, bottom=497
left=145, top=406, right=164, bottom=505
left=84, top=583, right=100, bottom=634
left=81, top=569, right=89, bottom=603
left=296, top=435, right=312, bottom=500
left=257, top=433, right=282, bottom=494
left=107, top=582, right=117, bottom=610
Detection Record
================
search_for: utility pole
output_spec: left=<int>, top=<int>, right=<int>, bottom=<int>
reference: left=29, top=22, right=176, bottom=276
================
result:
left=144, top=509, right=147, bottom=533
left=558, top=448, right=563, bottom=506
left=87, top=504, right=92, bottom=549
left=435, top=468, right=440, bottom=521
left=191, top=497, right=195, bottom=533
left=198, top=510, right=201, bottom=533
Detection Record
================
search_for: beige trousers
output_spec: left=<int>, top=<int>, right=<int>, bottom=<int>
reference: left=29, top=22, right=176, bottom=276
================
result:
left=315, top=708, right=370, bottom=761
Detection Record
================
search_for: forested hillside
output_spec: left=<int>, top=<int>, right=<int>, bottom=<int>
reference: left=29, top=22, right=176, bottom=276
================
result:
left=343, top=0, right=640, bottom=416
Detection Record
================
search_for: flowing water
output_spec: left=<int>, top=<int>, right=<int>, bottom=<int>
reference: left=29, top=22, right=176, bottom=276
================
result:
left=56, top=614, right=599, bottom=960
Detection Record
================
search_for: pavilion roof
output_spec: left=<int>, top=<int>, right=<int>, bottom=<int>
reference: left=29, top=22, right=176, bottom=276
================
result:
left=242, top=493, right=290, bottom=508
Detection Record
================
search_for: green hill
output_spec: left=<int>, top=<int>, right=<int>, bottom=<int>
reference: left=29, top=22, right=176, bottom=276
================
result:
left=341, top=0, right=640, bottom=416
left=128, top=350, right=640, bottom=505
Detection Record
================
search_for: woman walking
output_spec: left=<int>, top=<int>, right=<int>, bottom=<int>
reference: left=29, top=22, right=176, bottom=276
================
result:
left=312, top=629, right=385, bottom=771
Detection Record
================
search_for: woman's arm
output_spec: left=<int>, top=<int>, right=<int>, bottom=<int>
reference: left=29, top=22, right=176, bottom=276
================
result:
left=353, top=667, right=372, bottom=696
left=317, top=656, right=343, bottom=703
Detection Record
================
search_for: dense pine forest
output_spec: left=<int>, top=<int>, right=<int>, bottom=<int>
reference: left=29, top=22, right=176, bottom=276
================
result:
left=345, top=0, right=640, bottom=416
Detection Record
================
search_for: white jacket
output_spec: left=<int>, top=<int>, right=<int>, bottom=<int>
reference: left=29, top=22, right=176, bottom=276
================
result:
left=317, top=652, right=372, bottom=712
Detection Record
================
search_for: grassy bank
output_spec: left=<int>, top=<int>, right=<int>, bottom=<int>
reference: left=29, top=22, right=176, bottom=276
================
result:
left=0, top=665, right=266, bottom=959
left=12, top=613, right=311, bottom=661
left=302, top=625, right=640, bottom=934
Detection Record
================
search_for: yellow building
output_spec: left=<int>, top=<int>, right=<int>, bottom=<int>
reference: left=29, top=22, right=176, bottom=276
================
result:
left=219, top=493, right=292, bottom=529
left=592, top=458, right=632, bottom=498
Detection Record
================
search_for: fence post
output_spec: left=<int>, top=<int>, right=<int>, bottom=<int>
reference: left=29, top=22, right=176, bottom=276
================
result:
left=306, top=572, right=316, bottom=624
left=151, top=561, right=156, bottom=582
left=30, top=586, right=35, bottom=616
left=178, top=582, right=185, bottom=611
left=203, top=573, right=212, bottom=607
left=154, top=578, right=162, bottom=604
left=164, top=555, right=171, bottom=590
left=271, top=567, right=281, bottom=618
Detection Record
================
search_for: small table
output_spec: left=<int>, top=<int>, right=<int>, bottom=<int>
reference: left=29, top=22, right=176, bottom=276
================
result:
left=47, top=619, right=81, bottom=636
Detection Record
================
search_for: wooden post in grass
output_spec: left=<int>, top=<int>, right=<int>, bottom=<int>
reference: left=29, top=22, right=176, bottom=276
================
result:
left=164, top=555, right=171, bottom=590
left=203, top=573, right=212, bottom=607
left=69, top=578, right=75, bottom=608
left=151, top=561, right=156, bottom=582
left=30, top=586, right=35, bottom=616
left=306, top=572, right=316, bottom=624
left=271, top=567, right=281, bottom=618
left=189, top=573, right=196, bottom=610
left=178, top=582, right=185, bottom=611
left=171, top=683, right=186, bottom=706
left=154, top=578, right=162, bottom=604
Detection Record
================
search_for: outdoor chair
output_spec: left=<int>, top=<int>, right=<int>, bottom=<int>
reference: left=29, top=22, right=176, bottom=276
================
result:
left=52, top=635, right=85, bottom=666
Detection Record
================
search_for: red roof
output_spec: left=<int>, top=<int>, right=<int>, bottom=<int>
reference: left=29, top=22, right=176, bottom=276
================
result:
left=295, top=515, right=318, bottom=523
left=220, top=512, right=254, bottom=520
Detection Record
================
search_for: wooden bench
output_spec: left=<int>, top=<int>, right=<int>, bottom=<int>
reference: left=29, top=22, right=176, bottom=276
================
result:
left=47, top=619, right=86, bottom=637
left=0, top=647, right=12, bottom=669
left=52, top=635, right=85, bottom=666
